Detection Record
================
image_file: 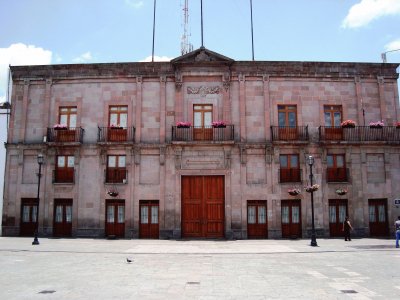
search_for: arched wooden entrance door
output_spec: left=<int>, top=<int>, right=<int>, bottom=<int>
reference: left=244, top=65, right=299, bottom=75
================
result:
left=181, top=176, right=225, bottom=238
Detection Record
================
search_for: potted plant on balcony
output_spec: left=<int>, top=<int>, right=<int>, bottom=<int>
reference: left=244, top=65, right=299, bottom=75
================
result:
left=288, top=188, right=301, bottom=196
left=335, top=188, right=348, bottom=196
left=176, top=121, right=191, bottom=128
left=110, top=123, right=123, bottom=129
left=53, top=124, right=68, bottom=130
left=212, top=121, right=227, bottom=128
left=369, top=120, right=384, bottom=128
left=395, top=122, right=400, bottom=128
left=107, top=187, right=119, bottom=197
left=341, top=120, right=356, bottom=128
left=305, top=184, right=319, bottom=193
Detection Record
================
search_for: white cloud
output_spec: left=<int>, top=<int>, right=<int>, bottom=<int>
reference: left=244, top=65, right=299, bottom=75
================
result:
left=125, top=0, right=144, bottom=9
left=139, top=55, right=173, bottom=62
left=385, top=38, right=400, bottom=51
left=342, top=0, right=400, bottom=28
left=72, top=51, right=93, bottom=63
left=0, top=43, right=52, bottom=98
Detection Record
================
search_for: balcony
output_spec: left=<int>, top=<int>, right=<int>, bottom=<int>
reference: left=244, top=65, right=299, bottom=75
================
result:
left=326, top=167, right=348, bottom=182
left=98, top=126, right=135, bottom=143
left=53, top=169, right=75, bottom=184
left=271, top=126, right=309, bottom=142
left=279, top=168, right=302, bottom=183
left=47, top=127, right=84, bottom=143
left=171, top=125, right=235, bottom=142
left=105, top=168, right=127, bottom=184
left=319, top=126, right=400, bottom=142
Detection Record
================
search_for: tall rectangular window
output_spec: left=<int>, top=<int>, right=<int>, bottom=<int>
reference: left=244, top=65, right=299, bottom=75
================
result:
left=59, top=107, right=77, bottom=127
left=193, top=104, right=213, bottom=127
left=278, top=105, right=297, bottom=127
left=279, top=154, right=300, bottom=182
left=324, top=105, right=342, bottom=127
left=109, top=106, right=128, bottom=127
left=327, top=154, right=347, bottom=182
left=106, top=155, right=126, bottom=183
left=55, top=155, right=74, bottom=183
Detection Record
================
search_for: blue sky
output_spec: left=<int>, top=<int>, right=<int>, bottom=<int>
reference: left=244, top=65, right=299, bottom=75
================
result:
left=0, top=0, right=400, bottom=202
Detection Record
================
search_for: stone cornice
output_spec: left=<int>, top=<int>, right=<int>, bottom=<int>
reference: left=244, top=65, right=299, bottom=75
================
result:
left=10, top=61, right=399, bottom=81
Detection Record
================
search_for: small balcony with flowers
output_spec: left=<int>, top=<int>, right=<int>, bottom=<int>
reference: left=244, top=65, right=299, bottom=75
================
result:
left=47, top=124, right=84, bottom=145
left=319, top=120, right=400, bottom=143
left=98, top=124, right=135, bottom=144
left=172, top=121, right=235, bottom=144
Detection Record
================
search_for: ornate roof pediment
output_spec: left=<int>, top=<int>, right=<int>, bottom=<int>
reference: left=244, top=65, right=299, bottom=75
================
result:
left=171, top=47, right=234, bottom=65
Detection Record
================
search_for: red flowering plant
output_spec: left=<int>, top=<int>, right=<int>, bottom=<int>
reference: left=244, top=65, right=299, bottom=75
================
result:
left=53, top=124, right=68, bottom=130
left=340, top=120, right=356, bottom=128
left=305, top=184, right=320, bottom=193
left=176, top=121, right=191, bottom=128
left=369, top=120, right=384, bottom=128
left=335, top=188, right=348, bottom=196
left=211, top=121, right=227, bottom=128
left=110, top=123, right=123, bottom=129
left=288, top=188, right=301, bottom=196
left=395, top=122, right=400, bottom=128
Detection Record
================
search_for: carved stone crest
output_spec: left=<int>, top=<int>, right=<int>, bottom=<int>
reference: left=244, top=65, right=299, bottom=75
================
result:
left=187, top=86, right=221, bottom=97
left=195, top=50, right=211, bottom=62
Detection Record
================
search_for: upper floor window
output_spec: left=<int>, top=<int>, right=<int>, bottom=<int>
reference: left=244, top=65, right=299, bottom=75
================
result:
left=324, top=105, right=342, bottom=127
left=59, top=107, right=77, bottom=128
left=109, top=106, right=127, bottom=128
left=55, top=155, right=74, bottom=183
left=278, top=105, right=297, bottom=127
left=193, top=104, right=212, bottom=127
left=106, top=155, right=126, bottom=183
left=327, top=154, right=347, bottom=182
left=279, top=154, right=301, bottom=182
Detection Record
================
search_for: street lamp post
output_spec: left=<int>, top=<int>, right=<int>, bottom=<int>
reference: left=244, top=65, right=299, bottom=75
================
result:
left=32, top=154, right=44, bottom=245
left=307, top=155, right=318, bottom=247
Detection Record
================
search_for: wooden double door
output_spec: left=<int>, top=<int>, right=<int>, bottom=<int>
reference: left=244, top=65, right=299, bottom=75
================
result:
left=181, top=176, right=225, bottom=238
left=247, top=201, right=268, bottom=239
left=105, top=200, right=125, bottom=238
left=53, top=199, right=72, bottom=237
left=20, top=198, right=38, bottom=236
left=368, top=199, right=389, bottom=237
left=139, top=200, right=159, bottom=239
left=329, top=199, right=348, bottom=237
left=281, top=200, right=302, bottom=238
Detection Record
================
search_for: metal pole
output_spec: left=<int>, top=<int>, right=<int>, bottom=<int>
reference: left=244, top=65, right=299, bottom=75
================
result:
left=200, top=0, right=204, bottom=48
left=250, top=0, right=255, bottom=60
left=151, top=0, right=157, bottom=62
left=309, top=163, right=317, bottom=247
left=32, top=160, right=42, bottom=245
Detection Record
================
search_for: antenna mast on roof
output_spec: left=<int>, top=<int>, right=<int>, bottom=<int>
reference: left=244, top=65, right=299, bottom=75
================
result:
left=181, top=0, right=193, bottom=55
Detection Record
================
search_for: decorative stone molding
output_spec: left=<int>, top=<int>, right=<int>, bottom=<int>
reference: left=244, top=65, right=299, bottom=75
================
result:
left=187, top=86, right=221, bottom=97
left=239, top=73, right=245, bottom=82
left=223, top=73, right=231, bottom=91
left=160, top=146, right=166, bottom=165
left=224, top=149, right=231, bottom=169
left=134, top=148, right=140, bottom=165
left=354, top=76, right=361, bottom=83
left=263, top=75, right=270, bottom=82
left=240, top=145, right=246, bottom=165
left=195, top=50, right=211, bottom=62
left=175, top=71, right=182, bottom=90
left=377, top=76, right=384, bottom=85
left=160, top=75, right=166, bottom=83
left=136, top=76, right=142, bottom=83
left=265, top=146, right=272, bottom=164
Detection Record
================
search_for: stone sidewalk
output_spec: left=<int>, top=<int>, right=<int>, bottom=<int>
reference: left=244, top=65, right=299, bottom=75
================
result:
left=0, top=237, right=399, bottom=299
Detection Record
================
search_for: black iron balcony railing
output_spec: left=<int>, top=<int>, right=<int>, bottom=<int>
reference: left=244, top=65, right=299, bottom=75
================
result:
left=47, top=127, right=84, bottom=143
left=105, top=168, right=127, bottom=184
left=279, top=168, right=302, bottom=183
left=319, top=126, right=400, bottom=142
left=172, top=125, right=234, bottom=142
left=326, top=167, right=349, bottom=182
left=52, top=169, right=75, bottom=184
left=271, top=126, right=309, bottom=141
left=98, top=126, right=135, bottom=143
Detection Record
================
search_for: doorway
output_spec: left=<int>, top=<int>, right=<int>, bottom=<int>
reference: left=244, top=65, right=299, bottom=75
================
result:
left=139, top=200, right=159, bottom=239
left=281, top=199, right=302, bottom=238
left=53, top=199, right=72, bottom=237
left=247, top=200, right=268, bottom=239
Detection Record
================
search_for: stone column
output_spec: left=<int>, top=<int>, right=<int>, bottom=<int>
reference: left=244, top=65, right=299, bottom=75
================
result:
left=159, top=76, right=166, bottom=143
left=239, top=74, right=246, bottom=142
left=135, top=76, right=142, bottom=143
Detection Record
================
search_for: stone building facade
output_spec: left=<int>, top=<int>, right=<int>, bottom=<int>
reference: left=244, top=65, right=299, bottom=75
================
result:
left=2, top=47, right=400, bottom=239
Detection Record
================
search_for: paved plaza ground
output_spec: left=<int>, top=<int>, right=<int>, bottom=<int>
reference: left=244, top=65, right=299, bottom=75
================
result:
left=0, top=237, right=399, bottom=299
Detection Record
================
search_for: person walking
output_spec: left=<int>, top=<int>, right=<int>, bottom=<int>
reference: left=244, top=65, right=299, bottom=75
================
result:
left=342, top=216, right=353, bottom=241
left=395, top=216, right=400, bottom=248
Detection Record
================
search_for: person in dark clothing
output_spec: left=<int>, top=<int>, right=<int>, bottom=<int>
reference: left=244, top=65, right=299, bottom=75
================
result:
left=342, top=216, right=353, bottom=241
